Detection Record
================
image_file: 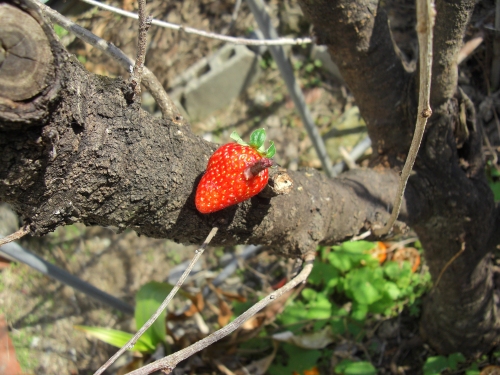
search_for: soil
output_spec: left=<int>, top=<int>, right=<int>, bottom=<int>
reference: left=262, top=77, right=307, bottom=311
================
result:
left=2, top=0, right=500, bottom=374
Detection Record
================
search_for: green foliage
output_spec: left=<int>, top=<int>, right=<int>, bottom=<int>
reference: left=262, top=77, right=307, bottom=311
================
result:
left=335, top=359, right=377, bottom=375
left=75, top=326, right=155, bottom=352
left=266, top=240, right=431, bottom=373
left=423, top=353, right=466, bottom=375
left=487, top=162, right=500, bottom=202
left=305, top=241, right=430, bottom=321
left=269, top=343, right=322, bottom=375
left=76, top=281, right=182, bottom=353
left=135, top=281, right=171, bottom=346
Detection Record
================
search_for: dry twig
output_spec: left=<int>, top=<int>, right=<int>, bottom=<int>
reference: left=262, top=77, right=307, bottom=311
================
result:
left=124, top=252, right=316, bottom=375
left=93, top=227, right=219, bottom=375
left=36, top=1, right=178, bottom=120
left=0, top=226, right=30, bottom=248
left=129, top=0, right=152, bottom=98
left=78, top=0, right=312, bottom=46
left=373, top=0, right=435, bottom=236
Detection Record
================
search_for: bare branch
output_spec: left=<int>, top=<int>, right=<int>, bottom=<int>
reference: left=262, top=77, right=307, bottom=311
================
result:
left=430, top=0, right=476, bottom=106
left=0, top=226, right=30, bottom=248
left=124, top=252, right=316, bottom=375
left=372, top=0, right=435, bottom=237
left=129, top=0, right=152, bottom=98
left=36, top=1, right=179, bottom=120
left=93, top=227, right=219, bottom=375
left=78, top=0, right=312, bottom=46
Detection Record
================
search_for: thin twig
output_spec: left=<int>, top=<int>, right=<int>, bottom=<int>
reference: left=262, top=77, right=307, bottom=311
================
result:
left=93, top=227, right=219, bottom=375
left=432, top=239, right=466, bottom=292
left=0, top=226, right=30, bottom=248
left=125, top=252, right=316, bottom=375
left=372, top=0, right=435, bottom=236
left=78, top=0, right=312, bottom=46
left=350, top=230, right=372, bottom=241
left=36, top=1, right=178, bottom=120
left=129, top=0, right=152, bottom=98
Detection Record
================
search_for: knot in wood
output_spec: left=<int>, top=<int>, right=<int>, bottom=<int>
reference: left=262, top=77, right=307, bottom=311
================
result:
left=421, top=108, right=432, bottom=118
left=0, top=4, right=53, bottom=101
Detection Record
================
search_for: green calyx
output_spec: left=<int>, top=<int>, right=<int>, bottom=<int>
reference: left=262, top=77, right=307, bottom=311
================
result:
left=230, top=128, right=276, bottom=158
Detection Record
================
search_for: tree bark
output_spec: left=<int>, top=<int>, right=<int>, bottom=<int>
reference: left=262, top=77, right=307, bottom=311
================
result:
left=1, top=0, right=500, bottom=355
left=299, top=0, right=500, bottom=355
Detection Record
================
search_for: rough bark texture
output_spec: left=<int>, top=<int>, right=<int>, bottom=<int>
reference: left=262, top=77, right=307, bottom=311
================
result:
left=299, top=0, right=500, bottom=355
left=1, top=0, right=500, bottom=356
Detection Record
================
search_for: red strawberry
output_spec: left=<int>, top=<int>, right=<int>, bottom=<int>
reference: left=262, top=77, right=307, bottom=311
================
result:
left=195, top=129, right=276, bottom=214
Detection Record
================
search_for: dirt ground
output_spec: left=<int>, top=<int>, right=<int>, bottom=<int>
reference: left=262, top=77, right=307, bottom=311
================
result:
left=2, top=0, right=500, bottom=374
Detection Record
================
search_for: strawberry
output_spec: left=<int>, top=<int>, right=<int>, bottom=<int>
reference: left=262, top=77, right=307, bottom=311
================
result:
left=195, top=129, right=276, bottom=214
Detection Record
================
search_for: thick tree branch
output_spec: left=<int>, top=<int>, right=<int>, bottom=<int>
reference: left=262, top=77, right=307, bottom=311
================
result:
left=299, top=0, right=412, bottom=161
left=0, top=2, right=410, bottom=259
left=430, top=0, right=476, bottom=107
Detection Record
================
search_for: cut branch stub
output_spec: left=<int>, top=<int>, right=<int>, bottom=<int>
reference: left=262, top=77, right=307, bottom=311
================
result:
left=0, top=4, right=52, bottom=101
left=0, top=0, right=59, bottom=128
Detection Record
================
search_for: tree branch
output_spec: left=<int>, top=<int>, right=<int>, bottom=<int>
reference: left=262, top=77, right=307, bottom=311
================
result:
left=35, top=1, right=180, bottom=121
left=298, top=0, right=412, bottom=160
left=430, top=0, right=476, bottom=107
left=94, top=227, right=218, bottom=375
left=373, top=0, right=435, bottom=236
left=129, top=0, right=151, bottom=99
left=125, top=252, right=316, bottom=375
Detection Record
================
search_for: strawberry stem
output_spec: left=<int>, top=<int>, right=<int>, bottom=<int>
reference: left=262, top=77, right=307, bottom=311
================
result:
left=244, top=158, right=275, bottom=180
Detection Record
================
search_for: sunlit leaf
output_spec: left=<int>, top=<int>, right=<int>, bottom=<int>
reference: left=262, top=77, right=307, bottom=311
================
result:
left=75, top=326, right=155, bottom=352
left=135, top=282, right=173, bottom=346
left=335, top=359, right=376, bottom=375
left=423, top=356, right=449, bottom=375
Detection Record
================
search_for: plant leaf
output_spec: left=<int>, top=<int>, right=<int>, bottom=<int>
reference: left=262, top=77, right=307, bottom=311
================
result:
left=423, top=356, right=449, bottom=375
left=75, top=326, right=155, bottom=352
left=265, top=141, right=276, bottom=158
left=335, top=360, right=377, bottom=375
left=249, top=128, right=266, bottom=149
left=135, top=282, right=174, bottom=347
left=230, top=131, right=247, bottom=146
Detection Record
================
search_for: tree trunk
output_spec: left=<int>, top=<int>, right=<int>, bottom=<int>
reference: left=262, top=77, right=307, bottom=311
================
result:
left=299, top=0, right=500, bottom=354
left=1, top=0, right=500, bottom=355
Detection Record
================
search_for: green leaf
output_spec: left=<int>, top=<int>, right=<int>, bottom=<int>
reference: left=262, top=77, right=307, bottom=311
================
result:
left=348, top=278, right=381, bottom=305
left=306, top=295, right=333, bottom=320
left=249, top=128, right=266, bottom=149
left=277, top=300, right=309, bottom=326
left=465, top=363, right=480, bottom=375
left=335, top=360, right=376, bottom=375
left=302, top=288, right=318, bottom=301
left=351, top=302, right=368, bottom=321
left=490, top=181, right=500, bottom=202
left=135, top=282, right=173, bottom=347
left=308, top=259, right=339, bottom=291
left=75, top=326, right=155, bottom=352
left=266, top=141, right=276, bottom=158
left=268, top=343, right=321, bottom=375
left=447, top=353, right=466, bottom=370
left=383, top=281, right=401, bottom=300
left=341, top=241, right=376, bottom=253
left=230, top=131, right=247, bottom=146
left=423, top=356, right=449, bottom=375
left=328, top=251, right=353, bottom=272
left=330, top=317, right=346, bottom=335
